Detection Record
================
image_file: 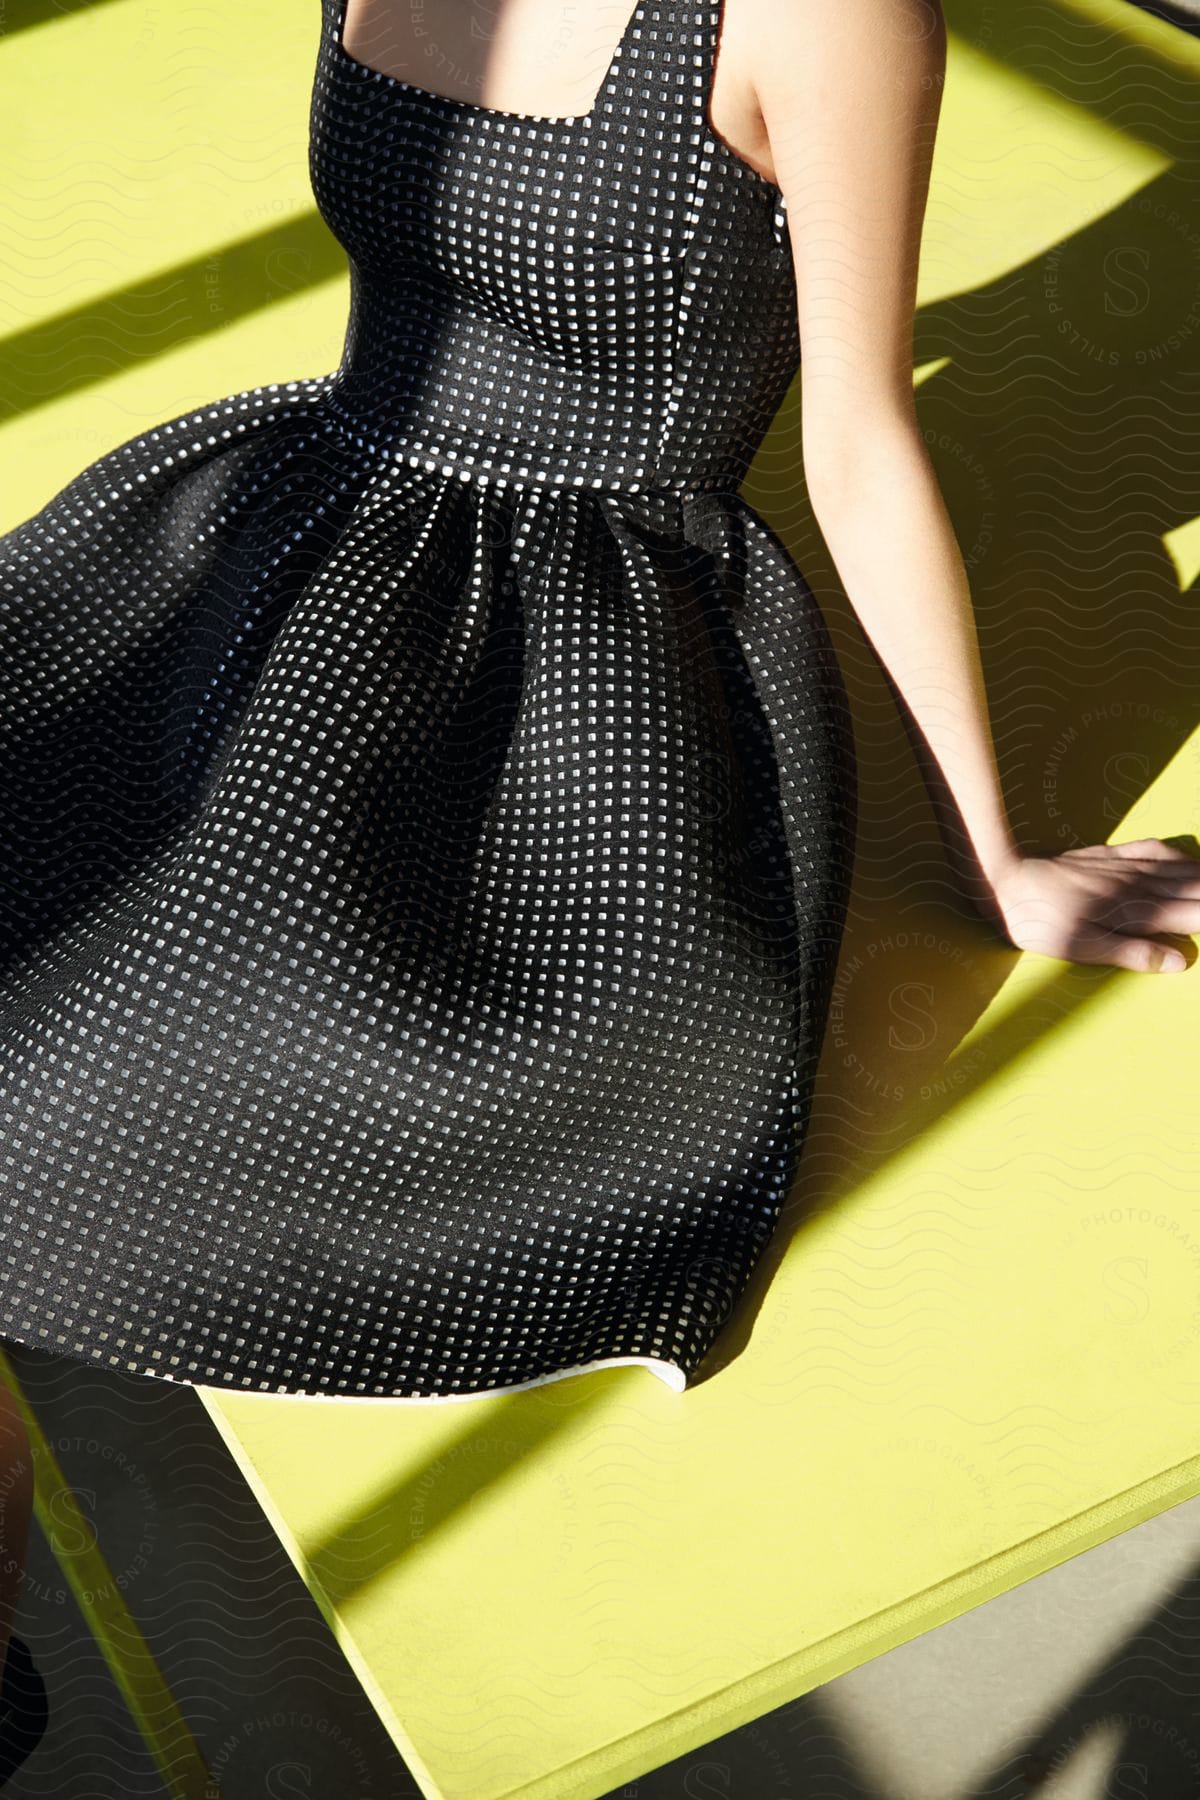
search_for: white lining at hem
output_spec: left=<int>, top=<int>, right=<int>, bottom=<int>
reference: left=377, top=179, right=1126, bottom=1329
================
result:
left=203, top=1354, right=690, bottom=1404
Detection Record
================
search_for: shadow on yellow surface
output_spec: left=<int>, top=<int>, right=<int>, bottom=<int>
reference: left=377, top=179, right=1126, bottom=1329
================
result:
left=0, top=213, right=346, bottom=425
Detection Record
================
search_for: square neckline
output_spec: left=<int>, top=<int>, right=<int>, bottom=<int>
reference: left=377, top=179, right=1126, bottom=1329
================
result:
left=334, top=0, right=649, bottom=128
left=330, top=0, right=786, bottom=203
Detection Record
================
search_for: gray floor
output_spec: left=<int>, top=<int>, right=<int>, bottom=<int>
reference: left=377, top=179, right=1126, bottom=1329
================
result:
left=3, top=1340, right=1198, bottom=1800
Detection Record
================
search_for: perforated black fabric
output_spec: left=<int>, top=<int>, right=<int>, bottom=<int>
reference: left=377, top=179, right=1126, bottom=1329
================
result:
left=0, top=0, right=856, bottom=1399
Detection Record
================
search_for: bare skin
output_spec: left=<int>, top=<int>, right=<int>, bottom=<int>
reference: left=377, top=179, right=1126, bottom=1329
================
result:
left=340, top=0, right=773, bottom=175
left=748, top=0, right=1200, bottom=971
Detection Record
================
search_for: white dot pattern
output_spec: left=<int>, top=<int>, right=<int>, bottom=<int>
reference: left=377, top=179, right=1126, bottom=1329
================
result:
left=0, top=0, right=856, bottom=1401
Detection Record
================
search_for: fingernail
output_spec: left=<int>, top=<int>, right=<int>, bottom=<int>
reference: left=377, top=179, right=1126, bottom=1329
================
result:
left=1162, top=950, right=1187, bottom=971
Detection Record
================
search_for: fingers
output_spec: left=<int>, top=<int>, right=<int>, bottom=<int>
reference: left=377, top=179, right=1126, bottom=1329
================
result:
left=1060, top=932, right=1190, bottom=973
left=1100, top=893, right=1200, bottom=933
left=1109, top=938, right=1189, bottom=973
left=1103, top=837, right=1199, bottom=865
left=1070, top=845, right=1200, bottom=933
left=1068, top=842, right=1200, bottom=877
left=1145, top=870, right=1200, bottom=891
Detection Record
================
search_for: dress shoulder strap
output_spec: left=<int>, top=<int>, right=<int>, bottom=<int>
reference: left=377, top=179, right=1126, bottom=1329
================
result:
left=589, top=0, right=723, bottom=135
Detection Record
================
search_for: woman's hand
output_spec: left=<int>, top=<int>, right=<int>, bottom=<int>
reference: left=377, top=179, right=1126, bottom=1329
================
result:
left=975, top=839, right=1200, bottom=972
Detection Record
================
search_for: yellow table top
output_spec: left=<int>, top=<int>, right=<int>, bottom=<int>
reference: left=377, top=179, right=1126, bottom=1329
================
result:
left=200, top=764, right=1200, bottom=1796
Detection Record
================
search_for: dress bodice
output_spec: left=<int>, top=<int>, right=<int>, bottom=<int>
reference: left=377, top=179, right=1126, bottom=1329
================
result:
left=308, top=0, right=799, bottom=493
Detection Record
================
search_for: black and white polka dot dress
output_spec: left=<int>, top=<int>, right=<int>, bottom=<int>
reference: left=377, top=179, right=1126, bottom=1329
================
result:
left=0, top=0, right=856, bottom=1402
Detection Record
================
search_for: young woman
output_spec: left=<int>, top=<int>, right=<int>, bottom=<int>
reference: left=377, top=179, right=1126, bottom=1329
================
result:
left=0, top=0, right=1194, bottom=1774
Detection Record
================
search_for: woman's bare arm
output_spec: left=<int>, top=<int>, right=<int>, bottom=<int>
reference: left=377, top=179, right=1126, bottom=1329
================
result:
left=750, top=0, right=1199, bottom=972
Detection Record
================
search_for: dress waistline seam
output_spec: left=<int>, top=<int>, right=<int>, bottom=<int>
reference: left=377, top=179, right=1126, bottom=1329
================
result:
left=331, top=433, right=742, bottom=498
